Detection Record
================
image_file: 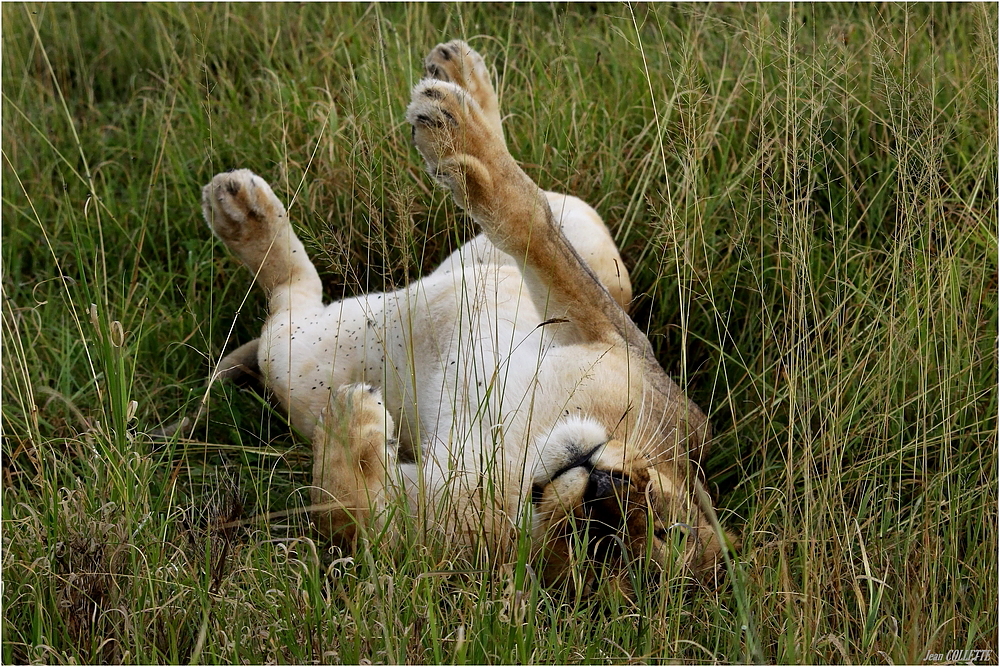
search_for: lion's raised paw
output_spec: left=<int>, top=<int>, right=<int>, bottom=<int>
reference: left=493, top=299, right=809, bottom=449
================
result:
left=424, top=40, right=504, bottom=141
left=406, top=80, right=501, bottom=201
left=201, top=169, right=286, bottom=246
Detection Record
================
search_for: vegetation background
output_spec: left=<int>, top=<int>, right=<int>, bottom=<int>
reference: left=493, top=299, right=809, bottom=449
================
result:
left=3, top=3, right=996, bottom=664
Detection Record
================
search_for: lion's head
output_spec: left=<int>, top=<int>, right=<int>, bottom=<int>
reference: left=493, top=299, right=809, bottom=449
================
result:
left=529, top=416, right=734, bottom=595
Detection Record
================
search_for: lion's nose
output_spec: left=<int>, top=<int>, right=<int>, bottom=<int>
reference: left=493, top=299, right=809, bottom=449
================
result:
left=583, top=468, right=630, bottom=505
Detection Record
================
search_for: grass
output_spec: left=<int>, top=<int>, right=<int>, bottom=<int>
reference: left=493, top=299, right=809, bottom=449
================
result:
left=2, top=2, right=996, bottom=664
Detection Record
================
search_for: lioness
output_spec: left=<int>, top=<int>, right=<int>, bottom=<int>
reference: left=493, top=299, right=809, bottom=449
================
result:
left=201, top=40, right=731, bottom=590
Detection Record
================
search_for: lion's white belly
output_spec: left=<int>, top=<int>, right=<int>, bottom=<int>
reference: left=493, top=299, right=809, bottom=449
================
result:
left=382, top=262, right=555, bottom=485
left=259, top=248, right=615, bottom=516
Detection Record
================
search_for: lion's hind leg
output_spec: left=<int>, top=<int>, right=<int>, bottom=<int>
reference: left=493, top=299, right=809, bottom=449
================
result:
left=545, top=192, right=633, bottom=311
left=311, top=383, right=399, bottom=542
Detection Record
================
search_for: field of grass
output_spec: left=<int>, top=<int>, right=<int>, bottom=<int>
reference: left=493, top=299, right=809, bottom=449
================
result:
left=2, top=3, right=997, bottom=664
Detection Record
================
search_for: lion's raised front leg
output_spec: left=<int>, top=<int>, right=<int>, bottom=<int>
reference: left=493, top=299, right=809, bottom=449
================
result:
left=422, top=41, right=633, bottom=311
left=311, top=383, right=398, bottom=541
left=406, top=78, right=649, bottom=355
left=202, top=169, right=322, bottom=315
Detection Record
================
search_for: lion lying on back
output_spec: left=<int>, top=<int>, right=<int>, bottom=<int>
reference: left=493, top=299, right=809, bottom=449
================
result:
left=201, top=40, right=732, bottom=592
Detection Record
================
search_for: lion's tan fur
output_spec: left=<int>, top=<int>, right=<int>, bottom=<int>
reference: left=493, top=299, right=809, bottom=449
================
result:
left=201, top=40, right=729, bottom=586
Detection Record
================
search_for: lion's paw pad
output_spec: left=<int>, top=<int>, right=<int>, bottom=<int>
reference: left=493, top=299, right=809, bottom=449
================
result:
left=406, top=80, right=492, bottom=165
left=424, top=41, right=490, bottom=93
left=201, top=169, right=286, bottom=244
left=408, top=81, right=470, bottom=129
